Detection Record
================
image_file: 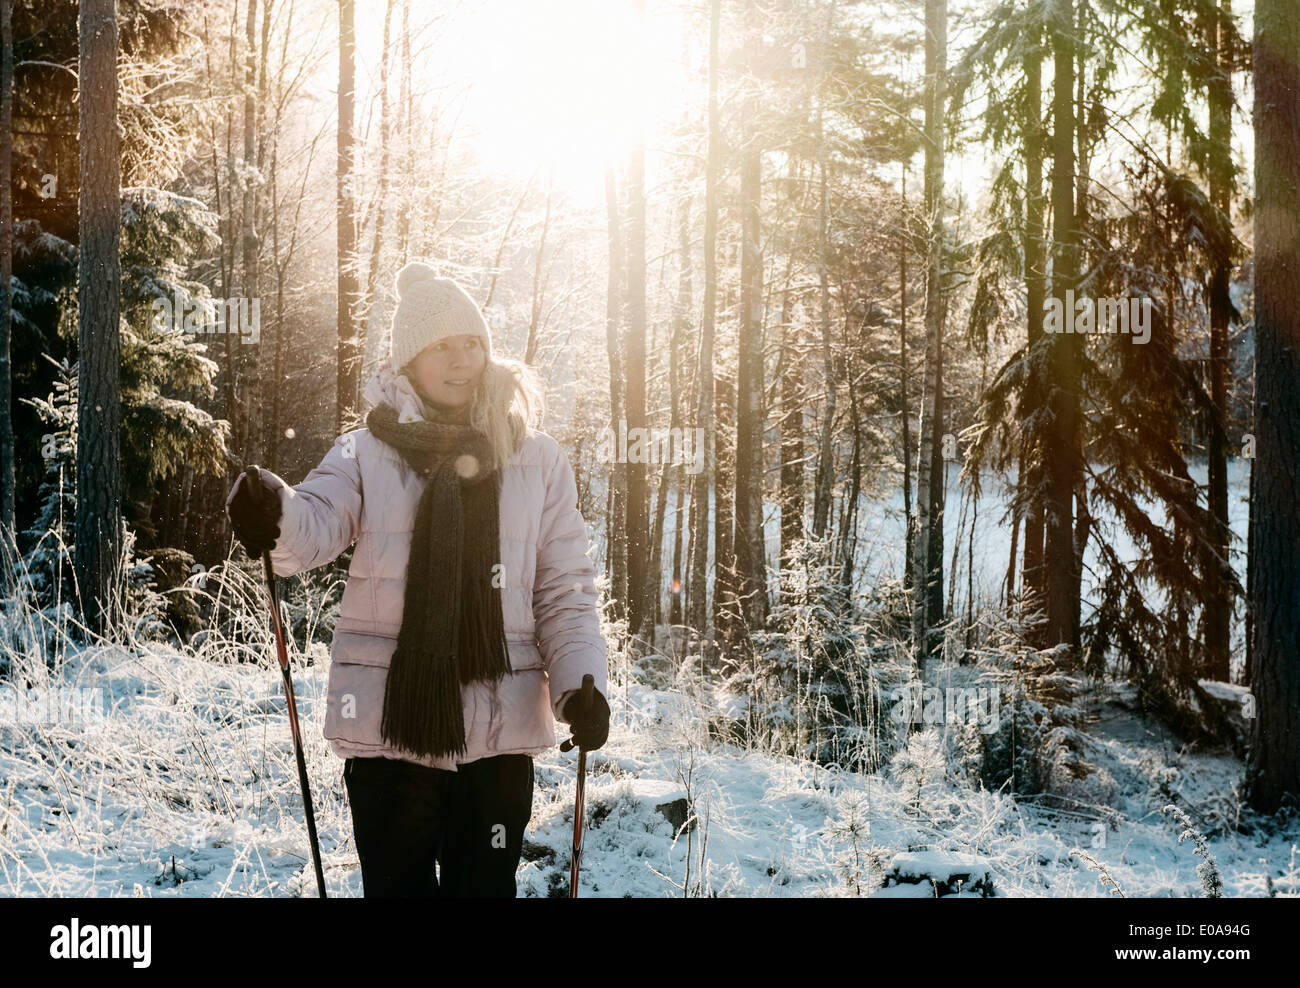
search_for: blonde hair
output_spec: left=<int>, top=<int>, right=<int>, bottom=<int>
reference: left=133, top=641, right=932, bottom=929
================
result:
left=402, top=355, right=544, bottom=471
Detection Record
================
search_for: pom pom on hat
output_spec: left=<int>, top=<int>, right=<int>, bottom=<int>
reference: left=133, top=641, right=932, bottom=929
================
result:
left=397, top=259, right=439, bottom=297
left=389, top=261, right=493, bottom=372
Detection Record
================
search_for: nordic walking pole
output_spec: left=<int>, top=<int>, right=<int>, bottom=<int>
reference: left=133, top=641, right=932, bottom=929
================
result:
left=245, top=466, right=328, bottom=898
left=559, top=673, right=595, bottom=898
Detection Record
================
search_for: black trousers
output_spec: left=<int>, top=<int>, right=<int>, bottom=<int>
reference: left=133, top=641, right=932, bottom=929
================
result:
left=343, top=753, right=534, bottom=897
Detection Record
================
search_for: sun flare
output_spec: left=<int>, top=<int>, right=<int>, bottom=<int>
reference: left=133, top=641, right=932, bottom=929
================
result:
left=435, top=0, right=686, bottom=200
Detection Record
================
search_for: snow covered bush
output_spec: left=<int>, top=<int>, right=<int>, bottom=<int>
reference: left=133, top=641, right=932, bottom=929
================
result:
left=731, top=537, right=895, bottom=773
left=977, top=645, right=1117, bottom=809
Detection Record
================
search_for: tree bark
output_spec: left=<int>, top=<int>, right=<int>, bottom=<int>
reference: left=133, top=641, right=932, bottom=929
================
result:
left=336, top=0, right=360, bottom=433
left=364, top=0, right=395, bottom=333
left=648, top=204, right=688, bottom=630
left=525, top=176, right=553, bottom=364
left=713, top=366, right=736, bottom=647
left=625, top=30, right=650, bottom=638
left=0, top=0, right=13, bottom=543
left=75, top=0, right=123, bottom=636
left=912, top=0, right=947, bottom=669
left=1247, top=0, right=1300, bottom=812
left=604, top=166, right=628, bottom=620
left=670, top=193, right=693, bottom=626
left=688, top=0, right=720, bottom=645
left=1043, top=0, right=1081, bottom=651
left=779, top=288, right=803, bottom=571
left=1021, top=14, right=1046, bottom=615
left=734, top=5, right=767, bottom=629
left=840, top=366, right=862, bottom=590
left=395, top=0, right=412, bottom=263
left=241, top=0, right=263, bottom=464
left=811, top=102, right=836, bottom=542
left=900, top=168, right=913, bottom=592
left=1244, top=448, right=1254, bottom=685
left=1203, top=0, right=1233, bottom=680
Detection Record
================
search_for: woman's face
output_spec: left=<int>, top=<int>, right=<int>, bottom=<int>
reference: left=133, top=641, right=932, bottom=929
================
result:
left=405, top=334, right=487, bottom=410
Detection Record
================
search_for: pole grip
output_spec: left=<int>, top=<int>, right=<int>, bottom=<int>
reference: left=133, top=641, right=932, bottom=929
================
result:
left=245, top=464, right=264, bottom=507
left=559, top=674, right=596, bottom=753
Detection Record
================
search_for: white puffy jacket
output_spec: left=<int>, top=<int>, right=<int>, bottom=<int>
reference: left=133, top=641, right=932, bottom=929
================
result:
left=225, top=363, right=609, bottom=770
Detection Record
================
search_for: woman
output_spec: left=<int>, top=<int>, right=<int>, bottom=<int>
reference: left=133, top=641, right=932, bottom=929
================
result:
left=226, top=261, right=610, bottom=897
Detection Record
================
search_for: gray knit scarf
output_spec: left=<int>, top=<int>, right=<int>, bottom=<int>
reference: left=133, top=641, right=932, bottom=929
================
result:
left=365, top=400, right=511, bottom=760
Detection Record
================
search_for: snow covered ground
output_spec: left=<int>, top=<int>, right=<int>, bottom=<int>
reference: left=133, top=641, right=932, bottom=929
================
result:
left=0, top=452, right=1283, bottom=897
left=1, top=630, right=1295, bottom=898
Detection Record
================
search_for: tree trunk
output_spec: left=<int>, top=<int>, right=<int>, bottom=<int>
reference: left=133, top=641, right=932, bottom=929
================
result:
left=811, top=102, right=836, bottom=541
left=0, top=0, right=13, bottom=543
left=75, top=0, right=123, bottom=636
left=912, top=0, right=947, bottom=670
left=336, top=0, right=359, bottom=433
left=1244, top=445, right=1255, bottom=684
left=220, top=4, right=241, bottom=460
left=671, top=457, right=686, bottom=626
left=270, top=148, right=283, bottom=473
left=241, top=0, right=262, bottom=463
left=648, top=206, right=688, bottom=631
left=525, top=176, right=553, bottom=364
left=688, top=0, right=720, bottom=645
left=670, top=193, right=693, bottom=627
left=648, top=445, right=672, bottom=632
left=734, top=7, right=767, bottom=630
left=779, top=289, right=803, bottom=571
left=1246, top=0, right=1300, bottom=812
left=1069, top=39, right=1092, bottom=645
left=1021, top=15, right=1046, bottom=614
left=201, top=7, right=234, bottom=465
left=900, top=168, right=913, bottom=591
left=713, top=367, right=736, bottom=648
left=364, top=0, right=395, bottom=332
left=840, top=370, right=862, bottom=590
left=1203, top=0, right=1233, bottom=680
left=603, top=166, right=628, bottom=620
left=626, top=123, right=650, bottom=640
left=396, top=0, right=412, bottom=263
left=1043, top=0, right=1081, bottom=651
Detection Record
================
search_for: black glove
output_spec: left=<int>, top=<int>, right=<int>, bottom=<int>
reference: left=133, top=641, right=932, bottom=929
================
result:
left=562, top=687, right=610, bottom=752
left=228, top=466, right=282, bottom=557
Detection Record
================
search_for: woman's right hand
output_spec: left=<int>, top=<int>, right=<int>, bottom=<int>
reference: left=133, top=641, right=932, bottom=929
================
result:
left=228, top=466, right=282, bottom=557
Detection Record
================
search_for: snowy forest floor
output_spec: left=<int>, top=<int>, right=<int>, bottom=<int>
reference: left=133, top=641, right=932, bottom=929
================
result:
left=1, top=623, right=1297, bottom=898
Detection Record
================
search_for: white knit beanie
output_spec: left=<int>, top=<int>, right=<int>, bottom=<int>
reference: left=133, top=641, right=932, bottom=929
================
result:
left=389, top=261, right=493, bottom=373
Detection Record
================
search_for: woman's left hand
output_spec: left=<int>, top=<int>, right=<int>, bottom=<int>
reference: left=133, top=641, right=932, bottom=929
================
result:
left=562, top=688, right=611, bottom=751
